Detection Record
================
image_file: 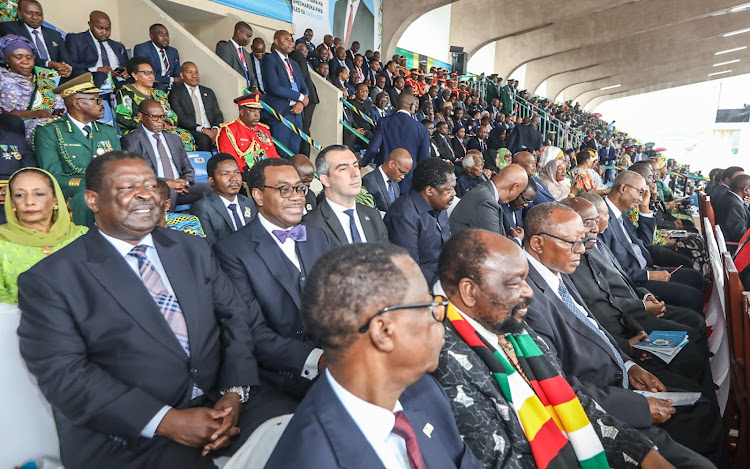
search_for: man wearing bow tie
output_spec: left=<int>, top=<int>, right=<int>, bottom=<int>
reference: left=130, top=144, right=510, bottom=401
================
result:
left=214, top=158, right=330, bottom=401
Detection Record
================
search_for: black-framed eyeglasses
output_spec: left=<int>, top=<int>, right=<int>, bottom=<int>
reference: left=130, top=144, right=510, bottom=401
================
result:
left=140, top=113, right=166, bottom=121
left=135, top=69, right=155, bottom=76
left=624, top=183, right=647, bottom=198
left=77, top=96, right=103, bottom=104
left=358, top=295, right=449, bottom=333
left=519, top=192, right=534, bottom=205
left=263, top=184, right=309, bottom=198
left=393, top=161, right=409, bottom=176
left=537, top=232, right=593, bottom=252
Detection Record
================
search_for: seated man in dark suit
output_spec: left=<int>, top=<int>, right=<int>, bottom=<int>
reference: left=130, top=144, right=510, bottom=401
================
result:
left=303, top=145, right=388, bottom=246
left=18, top=151, right=293, bottom=468
left=168, top=62, right=224, bottom=151
left=501, top=174, right=536, bottom=239
left=513, top=151, right=556, bottom=210
left=522, top=203, right=723, bottom=467
left=384, top=158, right=455, bottom=288
left=214, top=158, right=330, bottom=400
left=343, top=83, right=374, bottom=150
left=189, top=153, right=255, bottom=245
left=601, top=171, right=705, bottom=314
left=133, top=24, right=182, bottom=91
left=362, top=148, right=412, bottom=212
left=451, top=127, right=468, bottom=161
left=434, top=229, right=671, bottom=469
left=0, top=0, right=71, bottom=77
left=266, top=243, right=482, bottom=468
left=432, top=121, right=457, bottom=164
left=289, top=153, right=318, bottom=214
left=563, top=197, right=716, bottom=400
left=449, top=163, right=528, bottom=235
left=710, top=166, right=744, bottom=205
left=65, top=11, right=128, bottom=81
left=455, top=151, right=486, bottom=198
left=120, top=99, right=210, bottom=208
left=715, top=173, right=750, bottom=247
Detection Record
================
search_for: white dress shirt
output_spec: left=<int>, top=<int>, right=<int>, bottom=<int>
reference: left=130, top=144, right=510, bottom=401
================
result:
left=87, top=30, right=120, bottom=72
left=274, top=49, right=305, bottom=105
left=67, top=115, right=91, bottom=138
left=152, top=42, right=173, bottom=85
left=24, top=23, right=50, bottom=66
left=524, top=251, right=636, bottom=373
left=219, top=194, right=244, bottom=230
left=184, top=83, right=211, bottom=130
left=142, top=127, right=180, bottom=179
left=326, top=370, right=411, bottom=469
left=257, top=213, right=324, bottom=379
left=326, top=197, right=368, bottom=243
left=98, top=231, right=179, bottom=438
left=251, top=54, right=265, bottom=92
left=378, top=166, right=391, bottom=188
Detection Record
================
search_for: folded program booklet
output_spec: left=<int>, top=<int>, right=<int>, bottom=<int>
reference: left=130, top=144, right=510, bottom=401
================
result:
left=633, top=391, right=701, bottom=406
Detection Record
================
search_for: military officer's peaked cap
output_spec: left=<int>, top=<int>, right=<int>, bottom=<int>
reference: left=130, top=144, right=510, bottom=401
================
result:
left=234, top=93, right=263, bottom=109
left=53, top=73, right=103, bottom=98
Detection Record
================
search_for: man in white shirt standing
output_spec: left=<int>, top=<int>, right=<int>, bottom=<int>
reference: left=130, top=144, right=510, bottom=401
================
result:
left=190, top=153, right=255, bottom=245
left=266, top=242, right=483, bottom=468
left=215, top=22, right=257, bottom=92
left=214, top=158, right=331, bottom=400
left=303, top=144, right=389, bottom=247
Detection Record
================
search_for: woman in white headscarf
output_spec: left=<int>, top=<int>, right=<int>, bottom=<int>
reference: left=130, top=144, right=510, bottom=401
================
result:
left=539, top=158, right=572, bottom=201
left=538, top=145, right=563, bottom=169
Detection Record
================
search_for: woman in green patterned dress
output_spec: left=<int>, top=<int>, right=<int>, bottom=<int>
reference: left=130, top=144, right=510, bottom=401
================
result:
left=115, top=56, right=195, bottom=151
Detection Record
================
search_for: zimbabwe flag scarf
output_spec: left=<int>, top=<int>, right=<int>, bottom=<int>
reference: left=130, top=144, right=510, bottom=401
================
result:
left=446, top=303, right=609, bottom=469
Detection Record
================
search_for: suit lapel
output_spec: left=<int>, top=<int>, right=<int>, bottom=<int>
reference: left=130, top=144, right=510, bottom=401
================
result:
left=250, top=218, right=303, bottom=309
left=607, top=206, right=639, bottom=262
left=65, top=115, right=94, bottom=150
left=136, top=126, right=159, bottom=169
left=209, top=193, right=235, bottom=231
left=358, top=207, right=378, bottom=242
left=82, top=229, right=188, bottom=361
left=320, top=200, right=349, bottom=245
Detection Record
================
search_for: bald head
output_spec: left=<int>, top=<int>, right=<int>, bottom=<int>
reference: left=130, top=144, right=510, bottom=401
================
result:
left=578, top=192, right=606, bottom=212
left=612, top=170, right=645, bottom=191
left=397, top=92, right=417, bottom=113
left=492, top=164, right=529, bottom=204
left=512, top=151, right=537, bottom=176
left=290, top=154, right=315, bottom=186
left=609, top=170, right=647, bottom=212
left=383, top=148, right=414, bottom=182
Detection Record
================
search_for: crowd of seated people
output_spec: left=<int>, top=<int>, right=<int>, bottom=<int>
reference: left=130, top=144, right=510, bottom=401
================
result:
left=0, top=2, right=740, bottom=469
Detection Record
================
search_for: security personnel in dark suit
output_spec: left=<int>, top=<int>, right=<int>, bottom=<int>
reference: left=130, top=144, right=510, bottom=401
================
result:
left=361, top=148, right=412, bottom=212
left=0, top=113, right=37, bottom=224
left=0, top=0, right=72, bottom=77
left=168, top=62, right=224, bottom=151
left=215, top=22, right=257, bottom=91
left=17, top=152, right=292, bottom=468
left=65, top=11, right=129, bottom=80
left=214, top=158, right=330, bottom=400
left=303, top=145, right=388, bottom=247
left=33, top=73, right=120, bottom=226
left=384, top=158, right=455, bottom=287
left=189, top=153, right=255, bottom=245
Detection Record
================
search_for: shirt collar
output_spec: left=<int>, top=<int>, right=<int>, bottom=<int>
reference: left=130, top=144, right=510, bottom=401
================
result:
left=275, top=49, right=289, bottom=61
left=524, top=249, right=561, bottom=291
left=604, top=196, right=622, bottom=221
left=326, top=369, right=403, bottom=446
left=98, top=230, right=154, bottom=258
left=229, top=38, right=242, bottom=51
left=152, top=42, right=165, bottom=53
left=452, top=303, right=502, bottom=350
left=88, top=29, right=103, bottom=44
left=396, top=109, right=410, bottom=116
left=184, top=82, right=200, bottom=93
left=489, top=181, right=499, bottom=203
left=326, top=196, right=356, bottom=213
left=67, top=115, right=89, bottom=134
left=142, top=126, right=162, bottom=139
left=257, top=212, right=296, bottom=242
left=378, top=166, right=391, bottom=186
left=24, top=23, right=41, bottom=34
left=218, top=193, right=239, bottom=207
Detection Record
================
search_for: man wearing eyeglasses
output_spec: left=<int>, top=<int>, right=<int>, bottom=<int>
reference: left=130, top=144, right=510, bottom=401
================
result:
left=522, top=203, right=720, bottom=468
left=215, top=158, right=330, bottom=401
left=34, top=72, right=120, bottom=226
left=121, top=98, right=210, bottom=209
left=362, top=148, right=412, bottom=212
left=266, top=243, right=482, bottom=468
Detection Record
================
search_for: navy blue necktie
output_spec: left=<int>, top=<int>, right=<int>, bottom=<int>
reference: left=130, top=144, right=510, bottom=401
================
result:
left=387, top=180, right=396, bottom=203
left=227, top=203, right=243, bottom=231
left=344, top=209, right=363, bottom=243
left=99, top=41, right=110, bottom=68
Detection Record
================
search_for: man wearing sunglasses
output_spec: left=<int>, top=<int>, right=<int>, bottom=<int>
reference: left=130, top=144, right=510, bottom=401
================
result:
left=121, top=98, right=210, bottom=209
left=34, top=72, right=120, bottom=226
left=267, top=243, right=481, bottom=468
left=215, top=158, right=330, bottom=402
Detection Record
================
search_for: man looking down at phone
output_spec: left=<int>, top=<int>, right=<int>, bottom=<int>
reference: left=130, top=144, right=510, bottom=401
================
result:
left=33, top=72, right=121, bottom=226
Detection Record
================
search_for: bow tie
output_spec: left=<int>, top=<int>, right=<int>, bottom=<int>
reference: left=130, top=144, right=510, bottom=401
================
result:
left=272, top=224, right=307, bottom=243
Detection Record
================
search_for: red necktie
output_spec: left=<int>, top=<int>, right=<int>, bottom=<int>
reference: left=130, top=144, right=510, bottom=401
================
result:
left=283, top=58, right=295, bottom=82
left=392, top=411, right=427, bottom=469
left=344, top=2, right=355, bottom=47
left=238, top=46, right=248, bottom=71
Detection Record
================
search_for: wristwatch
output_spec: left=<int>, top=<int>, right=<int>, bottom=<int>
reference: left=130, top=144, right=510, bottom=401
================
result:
left=221, top=385, right=255, bottom=404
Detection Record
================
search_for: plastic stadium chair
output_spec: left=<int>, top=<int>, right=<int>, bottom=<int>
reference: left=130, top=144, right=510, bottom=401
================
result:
left=217, top=414, right=293, bottom=469
left=174, top=151, right=212, bottom=212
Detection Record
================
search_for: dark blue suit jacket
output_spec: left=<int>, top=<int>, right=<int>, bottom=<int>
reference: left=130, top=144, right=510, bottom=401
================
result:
left=261, top=51, right=309, bottom=118
left=0, top=21, right=70, bottom=69
left=710, top=184, right=730, bottom=205
left=266, top=373, right=482, bottom=468
left=132, top=41, right=180, bottom=89
left=65, top=30, right=128, bottom=78
left=362, top=167, right=400, bottom=212
left=500, top=203, right=522, bottom=237
left=527, top=176, right=556, bottom=211
left=214, top=215, right=328, bottom=397
left=362, top=111, right=430, bottom=191
left=384, top=190, right=450, bottom=287
left=599, top=204, right=655, bottom=284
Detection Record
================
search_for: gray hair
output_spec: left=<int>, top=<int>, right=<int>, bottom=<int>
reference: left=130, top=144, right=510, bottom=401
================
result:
left=462, top=153, right=481, bottom=169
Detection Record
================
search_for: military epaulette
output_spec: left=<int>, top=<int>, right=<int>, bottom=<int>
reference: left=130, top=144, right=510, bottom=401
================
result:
left=37, top=116, right=65, bottom=127
left=94, top=121, right=116, bottom=130
left=219, top=120, right=239, bottom=129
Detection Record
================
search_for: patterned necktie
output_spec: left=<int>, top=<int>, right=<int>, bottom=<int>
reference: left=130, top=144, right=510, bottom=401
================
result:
left=159, top=48, right=170, bottom=75
left=237, top=46, right=248, bottom=70
left=32, top=30, right=48, bottom=61
left=344, top=208, right=363, bottom=243
left=227, top=203, right=243, bottom=231
left=557, top=281, right=628, bottom=388
left=497, top=335, right=529, bottom=383
left=619, top=216, right=648, bottom=269
left=82, top=124, right=92, bottom=139
left=387, top=180, right=396, bottom=203
left=272, top=224, right=307, bottom=243
left=99, top=41, right=110, bottom=68
left=128, top=245, right=189, bottom=355
left=152, top=133, right=176, bottom=180
left=392, top=411, right=427, bottom=469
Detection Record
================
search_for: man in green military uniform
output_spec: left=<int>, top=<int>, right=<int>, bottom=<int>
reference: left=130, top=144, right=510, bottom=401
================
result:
left=32, top=72, right=120, bottom=226
left=498, top=76, right=513, bottom=116
left=485, top=74, right=499, bottom=104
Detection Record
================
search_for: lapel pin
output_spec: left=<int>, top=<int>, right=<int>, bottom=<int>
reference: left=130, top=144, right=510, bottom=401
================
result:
left=364, top=216, right=370, bottom=221
left=244, top=207, right=252, bottom=219
left=422, top=423, right=434, bottom=438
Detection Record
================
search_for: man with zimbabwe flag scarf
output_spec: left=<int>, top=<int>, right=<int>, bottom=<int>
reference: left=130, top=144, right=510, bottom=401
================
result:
left=432, top=229, right=678, bottom=469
